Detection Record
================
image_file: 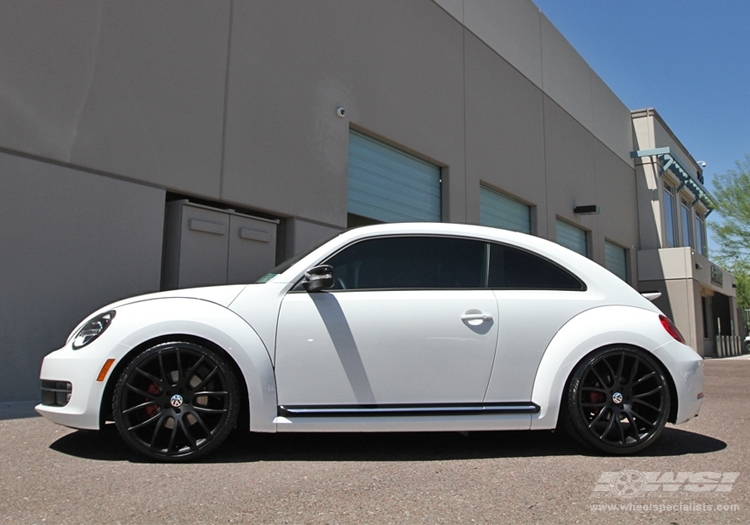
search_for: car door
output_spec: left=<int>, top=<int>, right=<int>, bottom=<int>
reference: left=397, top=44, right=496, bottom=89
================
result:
left=275, top=236, right=499, bottom=409
left=481, top=243, right=597, bottom=402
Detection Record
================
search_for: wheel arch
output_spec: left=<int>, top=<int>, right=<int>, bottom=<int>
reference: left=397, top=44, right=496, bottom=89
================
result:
left=557, top=343, right=679, bottom=427
left=99, top=333, right=252, bottom=429
left=95, top=298, right=277, bottom=433
left=530, top=305, right=678, bottom=430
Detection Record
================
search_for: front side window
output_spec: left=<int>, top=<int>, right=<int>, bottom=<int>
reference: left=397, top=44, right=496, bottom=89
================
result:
left=663, top=185, right=677, bottom=247
left=324, top=236, right=486, bottom=290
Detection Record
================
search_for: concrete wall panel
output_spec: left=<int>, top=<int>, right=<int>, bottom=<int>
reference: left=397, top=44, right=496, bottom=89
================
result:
left=594, top=141, right=639, bottom=280
left=444, top=1, right=637, bottom=244
left=0, top=153, right=164, bottom=401
left=632, top=111, right=654, bottom=150
left=591, top=73, right=634, bottom=164
left=461, top=0, right=543, bottom=88
left=0, top=1, right=105, bottom=161
left=432, top=0, right=464, bottom=23
left=635, top=159, right=662, bottom=250
left=638, top=248, right=694, bottom=281
left=222, top=1, right=465, bottom=226
left=68, top=1, right=230, bottom=196
left=542, top=97, right=597, bottom=243
left=438, top=1, right=633, bottom=167
left=464, top=32, right=545, bottom=230
left=540, top=15, right=593, bottom=133
left=283, top=218, right=344, bottom=259
left=0, top=1, right=230, bottom=197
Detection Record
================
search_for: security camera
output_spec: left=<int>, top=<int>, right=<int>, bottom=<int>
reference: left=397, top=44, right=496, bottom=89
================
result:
left=336, top=107, right=346, bottom=118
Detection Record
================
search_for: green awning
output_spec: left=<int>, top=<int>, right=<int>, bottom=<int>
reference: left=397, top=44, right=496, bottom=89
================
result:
left=631, top=147, right=715, bottom=214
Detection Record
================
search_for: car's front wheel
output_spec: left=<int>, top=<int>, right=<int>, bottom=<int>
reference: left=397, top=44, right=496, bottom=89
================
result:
left=113, top=341, right=240, bottom=461
left=564, top=346, right=670, bottom=455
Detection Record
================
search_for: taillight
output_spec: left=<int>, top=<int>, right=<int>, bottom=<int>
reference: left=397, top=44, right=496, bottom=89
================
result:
left=659, top=314, right=685, bottom=344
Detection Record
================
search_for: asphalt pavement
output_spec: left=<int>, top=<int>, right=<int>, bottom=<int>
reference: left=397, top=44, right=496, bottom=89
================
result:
left=1, top=356, right=748, bottom=524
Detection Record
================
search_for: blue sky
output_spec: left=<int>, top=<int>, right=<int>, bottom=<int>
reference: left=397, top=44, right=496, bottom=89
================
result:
left=531, top=0, right=750, bottom=231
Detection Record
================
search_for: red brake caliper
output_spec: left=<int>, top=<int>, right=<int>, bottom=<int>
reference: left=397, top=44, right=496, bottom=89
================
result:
left=145, top=383, right=162, bottom=418
left=589, top=392, right=606, bottom=415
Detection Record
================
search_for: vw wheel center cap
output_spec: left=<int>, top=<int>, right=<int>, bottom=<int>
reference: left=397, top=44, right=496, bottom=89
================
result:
left=170, top=394, right=184, bottom=408
left=612, top=392, right=624, bottom=405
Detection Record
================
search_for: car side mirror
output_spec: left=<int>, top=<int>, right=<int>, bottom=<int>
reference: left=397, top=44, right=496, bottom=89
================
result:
left=302, top=265, right=334, bottom=292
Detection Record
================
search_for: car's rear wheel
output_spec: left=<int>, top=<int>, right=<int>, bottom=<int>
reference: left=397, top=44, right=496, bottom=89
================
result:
left=113, top=341, right=239, bottom=461
left=564, top=347, right=670, bottom=455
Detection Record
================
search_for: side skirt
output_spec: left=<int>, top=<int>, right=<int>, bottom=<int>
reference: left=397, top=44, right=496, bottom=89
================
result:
left=278, top=402, right=539, bottom=417
left=273, top=403, right=539, bottom=433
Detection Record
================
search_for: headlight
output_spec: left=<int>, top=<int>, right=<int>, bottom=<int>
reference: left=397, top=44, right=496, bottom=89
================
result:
left=72, top=311, right=116, bottom=349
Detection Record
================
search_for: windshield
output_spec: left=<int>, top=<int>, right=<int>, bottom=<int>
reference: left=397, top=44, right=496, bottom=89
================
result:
left=255, top=233, right=341, bottom=283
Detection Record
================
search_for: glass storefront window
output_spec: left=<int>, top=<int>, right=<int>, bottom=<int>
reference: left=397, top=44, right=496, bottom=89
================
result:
left=663, top=185, right=677, bottom=247
left=695, top=213, right=707, bottom=256
left=681, top=200, right=693, bottom=248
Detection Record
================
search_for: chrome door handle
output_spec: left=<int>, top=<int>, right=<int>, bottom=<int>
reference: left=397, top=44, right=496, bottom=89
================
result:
left=461, top=313, right=493, bottom=322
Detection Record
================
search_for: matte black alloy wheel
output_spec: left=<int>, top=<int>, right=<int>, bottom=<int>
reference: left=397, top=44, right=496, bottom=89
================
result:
left=113, top=341, right=239, bottom=461
left=565, top=347, right=670, bottom=455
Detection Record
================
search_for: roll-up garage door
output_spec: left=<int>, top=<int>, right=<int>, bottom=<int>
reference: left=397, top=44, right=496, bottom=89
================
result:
left=479, top=186, right=531, bottom=234
left=347, top=130, right=441, bottom=223
left=605, top=241, right=628, bottom=281
left=556, top=219, right=588, bottom=257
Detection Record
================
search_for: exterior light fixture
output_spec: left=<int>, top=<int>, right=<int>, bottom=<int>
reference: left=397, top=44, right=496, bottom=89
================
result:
left=573, top=205, right=599, bottom=215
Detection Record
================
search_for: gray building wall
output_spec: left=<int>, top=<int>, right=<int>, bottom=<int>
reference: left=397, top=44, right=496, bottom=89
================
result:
left=0, top=153, right=165, bottom=400
left=0, top=0, right=639, bottom=401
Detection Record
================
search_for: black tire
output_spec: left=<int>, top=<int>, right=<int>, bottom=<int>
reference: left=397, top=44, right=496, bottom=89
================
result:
left=563, top=347, right=670, bottom=455
left=113, top=341, right=240, bottom=461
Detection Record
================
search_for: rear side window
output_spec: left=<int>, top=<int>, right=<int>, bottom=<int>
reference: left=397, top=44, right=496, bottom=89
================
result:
left=488, top=244, right=584, bottom=291
left=324, top=236, right=486, bottom=290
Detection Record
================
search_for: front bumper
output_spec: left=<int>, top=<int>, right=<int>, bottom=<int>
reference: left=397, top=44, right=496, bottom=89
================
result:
left=35, top=344, right=118, bottom=430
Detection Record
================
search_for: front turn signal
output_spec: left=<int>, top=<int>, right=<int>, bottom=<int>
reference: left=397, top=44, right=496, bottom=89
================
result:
left=96, top=358, right=116, bottom=382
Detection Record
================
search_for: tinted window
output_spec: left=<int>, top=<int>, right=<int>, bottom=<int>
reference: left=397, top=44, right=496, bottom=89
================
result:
left=488, top=244, right=584, bottom=291
left=325, top=236, right=486, bottom=290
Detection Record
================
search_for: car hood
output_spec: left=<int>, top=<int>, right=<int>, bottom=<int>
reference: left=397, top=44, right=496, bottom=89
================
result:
left=65, top=285, right=250, bottom=346
left=108, top=285, right=249, bottom=309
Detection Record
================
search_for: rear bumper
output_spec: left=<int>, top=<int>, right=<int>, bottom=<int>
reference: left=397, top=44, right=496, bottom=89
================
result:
left=653, top=340, right=704, bottom=424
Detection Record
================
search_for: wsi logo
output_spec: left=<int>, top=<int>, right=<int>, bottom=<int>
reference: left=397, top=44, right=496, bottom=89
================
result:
left=592, top=471, right=740, bottom=498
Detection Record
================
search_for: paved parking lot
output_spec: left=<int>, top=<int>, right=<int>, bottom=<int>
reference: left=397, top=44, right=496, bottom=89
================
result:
left=1, top=356, right=748, bottom=524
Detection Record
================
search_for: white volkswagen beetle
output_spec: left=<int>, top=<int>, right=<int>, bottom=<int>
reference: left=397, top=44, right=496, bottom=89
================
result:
left=37, top=223, right=704, bottom=461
